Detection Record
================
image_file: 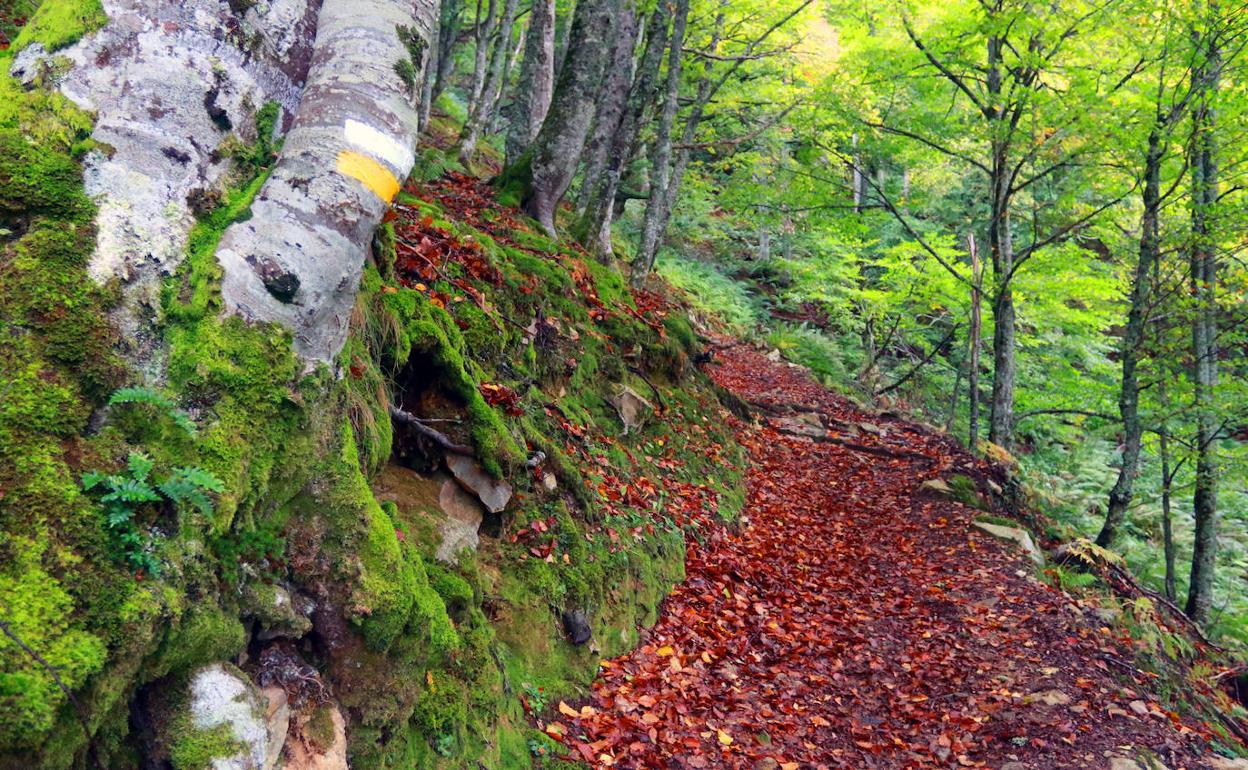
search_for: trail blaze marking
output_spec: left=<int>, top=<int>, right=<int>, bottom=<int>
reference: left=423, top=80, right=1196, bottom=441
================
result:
left=344, top=119, right=415, bottom=171
left=336, top=149, right=401, bottom=202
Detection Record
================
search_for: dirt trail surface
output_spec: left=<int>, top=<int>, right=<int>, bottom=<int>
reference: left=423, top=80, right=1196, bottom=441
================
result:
left=564, top=343, right=1224, bottom=769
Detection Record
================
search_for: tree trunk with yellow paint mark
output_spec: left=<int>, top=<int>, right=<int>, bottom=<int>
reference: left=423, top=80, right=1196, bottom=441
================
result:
left=217, top=0, right=438, bottom=363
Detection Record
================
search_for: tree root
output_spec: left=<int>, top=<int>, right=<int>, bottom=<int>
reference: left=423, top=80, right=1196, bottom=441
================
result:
left=389, top=406, right=474, bottom=456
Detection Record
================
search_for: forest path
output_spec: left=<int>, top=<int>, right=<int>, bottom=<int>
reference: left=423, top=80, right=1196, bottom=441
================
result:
left=565, top=342, right=1217, bottom=769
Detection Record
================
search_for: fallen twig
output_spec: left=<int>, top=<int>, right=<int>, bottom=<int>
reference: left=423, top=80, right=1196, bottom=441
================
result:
left=389, top=406, right=474, bottom=455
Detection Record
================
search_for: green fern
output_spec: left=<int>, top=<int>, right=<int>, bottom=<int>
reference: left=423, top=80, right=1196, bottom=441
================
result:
left=108, top=386, right=198, bottom=437
left=81, top=452, right=224, bottom=576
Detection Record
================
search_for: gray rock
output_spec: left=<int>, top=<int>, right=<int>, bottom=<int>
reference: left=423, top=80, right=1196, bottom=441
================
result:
left=773, top=413, right=827, bottom=439
left=435, top=478, right=484, bottom=563
left=609, top=385, right=653, bottom=435
left=561, top=608, right=592, bottom=645
left=1108, top=752, right=1170, bottom=770
left=446, top=454, right=512, bottom=514
left=972, top=521, right=1045, bottom=567
left=242, top=583, right=314, bottom=641
left=186, top=664, right=271, bottom=770
left=1026, top=689, right=1071, bottom=707
left=1208, top=758, right=1248, bottom=770
left=9, top=42, right=51, bottom=87
left=918, top=478, right=954, bottom=497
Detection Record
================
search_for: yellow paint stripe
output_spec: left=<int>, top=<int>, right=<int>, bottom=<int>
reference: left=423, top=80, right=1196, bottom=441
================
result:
left=336, top=149, right=400, bottom=202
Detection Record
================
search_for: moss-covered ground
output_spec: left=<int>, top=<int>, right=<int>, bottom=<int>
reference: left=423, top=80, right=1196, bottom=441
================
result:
left=0, top=19, right=748, bottom=762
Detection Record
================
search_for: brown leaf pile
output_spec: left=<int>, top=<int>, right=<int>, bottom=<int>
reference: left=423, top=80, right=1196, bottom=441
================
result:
left=560, top=344, right=1230, bottom=769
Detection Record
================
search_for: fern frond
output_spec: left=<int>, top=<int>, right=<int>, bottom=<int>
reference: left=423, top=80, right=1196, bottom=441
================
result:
left=81, top=471, right=108, bottom=491
left=100, top=478, right=161, bottom=505
left=127, top=452, right=154, bottom=482
left=108, top=386, right=198, bottom=437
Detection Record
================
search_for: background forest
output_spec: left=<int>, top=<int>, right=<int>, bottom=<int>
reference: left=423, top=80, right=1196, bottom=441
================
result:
left=428, top=0, right=1248, bottom=644
left=4, top=0, right=1248, bottom=765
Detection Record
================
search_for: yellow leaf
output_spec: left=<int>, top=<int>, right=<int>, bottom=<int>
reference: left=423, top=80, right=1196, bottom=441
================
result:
left=656, top=645, right=675, bottom=657
left=717, top=729, right=733, bottom=746
left=558, top=701, right=579, bottom=718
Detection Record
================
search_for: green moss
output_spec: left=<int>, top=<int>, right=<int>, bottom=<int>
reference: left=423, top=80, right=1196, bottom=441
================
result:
left=169, top=723, right=243, bottom=770
left=0, top=538, right=108, bottom=747
left=149, top=604, right=247, bottom=681
left=164, top=170, right=270, bottom=324
left=11, top=0, right=106, bottom=52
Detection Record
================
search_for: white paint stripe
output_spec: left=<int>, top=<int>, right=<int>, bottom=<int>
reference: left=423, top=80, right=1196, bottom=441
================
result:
left=343, top=119, right=415, bottom=174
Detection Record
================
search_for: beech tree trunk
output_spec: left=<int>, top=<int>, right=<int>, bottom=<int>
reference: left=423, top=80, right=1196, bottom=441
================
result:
left=967, top=233, right=983, bottom=452
left=464, top=0, right=500, bottom=117
left=1186, top=23, right=1221, bottom=625
left=507, top=0, right=619, bottom=237
left=576, top=1, right=671, bottom=259
left=634, top=0, right=698, bottom=281
left=575, top=1, right=640, bottom=218
left=431, top=0, right=463, bottom=107
left=505, top=0, right=557, bottom=166
left=459, top=0, right=520, bottom=163
left=1097, top=128, right=1164, bottom=547
left=217, top=0, right=438, bottom=362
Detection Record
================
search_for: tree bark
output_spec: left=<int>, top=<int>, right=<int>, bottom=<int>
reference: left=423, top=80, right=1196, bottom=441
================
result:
left=431, top=0, right=463, bottom=107
left=984, top=32, right=1017, bottom=449
left=577, top=0, right=671, bottom=259
left=217, top=0, right=438, bottom=362
left=505, top=0, right=557, bottom=166
left=504, top=0, right=619, bottom=237
left=464, top=0, right=500, bottom=117
left=1186, top=15, right=1221, bottom=625
left=575, top=0, right=641, bottom=218
left=1097, top=128, right=1164, bottom=547
left=967, top=233, right=983, bottom=452
left=459, top=0, right=521, bottom=163
left=633, top=0, right=702, bottom=282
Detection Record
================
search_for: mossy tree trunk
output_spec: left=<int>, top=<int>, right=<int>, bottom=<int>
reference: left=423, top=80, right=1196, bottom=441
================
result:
left=504, top=0, right=618, bottom=237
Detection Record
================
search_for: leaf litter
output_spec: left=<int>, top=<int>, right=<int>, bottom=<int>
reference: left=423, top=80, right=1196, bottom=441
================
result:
left=560, top=343, right=1236, bottom=769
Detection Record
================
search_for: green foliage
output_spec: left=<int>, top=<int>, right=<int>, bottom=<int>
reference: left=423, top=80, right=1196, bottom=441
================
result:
left=81, top=451, right=224, bottom=575
left=656, top=252, right=761, bottom=331
left=10, top=0, right=106, bottom=52
left=108, top=387, right=198, bottom=437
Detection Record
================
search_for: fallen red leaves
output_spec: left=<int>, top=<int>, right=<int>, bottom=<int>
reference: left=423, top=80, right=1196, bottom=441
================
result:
left=562, top=343, right=1226, bottom=769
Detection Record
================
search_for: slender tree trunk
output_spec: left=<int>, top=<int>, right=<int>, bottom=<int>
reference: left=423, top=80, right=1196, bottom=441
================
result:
left=578, top=1, right=671, bottom=259
left=968, top=233, right=983, bottom=452
left=851, top=133, right=863, bottom=213
left=459, top=0, right=520, bottom=162
left=488, top=26, right=527, bottom=134
left=987, top=158, right=1016, bottom=447
left=464, top=0, right=500, bottom=117
left=431, top=0, right=463, bottom=106
left=1160, top=403, right=1178, bottom=603
left=503, top=0, right=619, bottom=236
left=1185, top=21, right=1221, bottom=624
left=505, top=0, right=556, bottom=165
left=575, top=0, right=641, bottom=218
left=985, top=32, right=1017, bottom=449
left=1098, top=128, right=1164, bottom=547
left=634, top=0, right=708, bottom=283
